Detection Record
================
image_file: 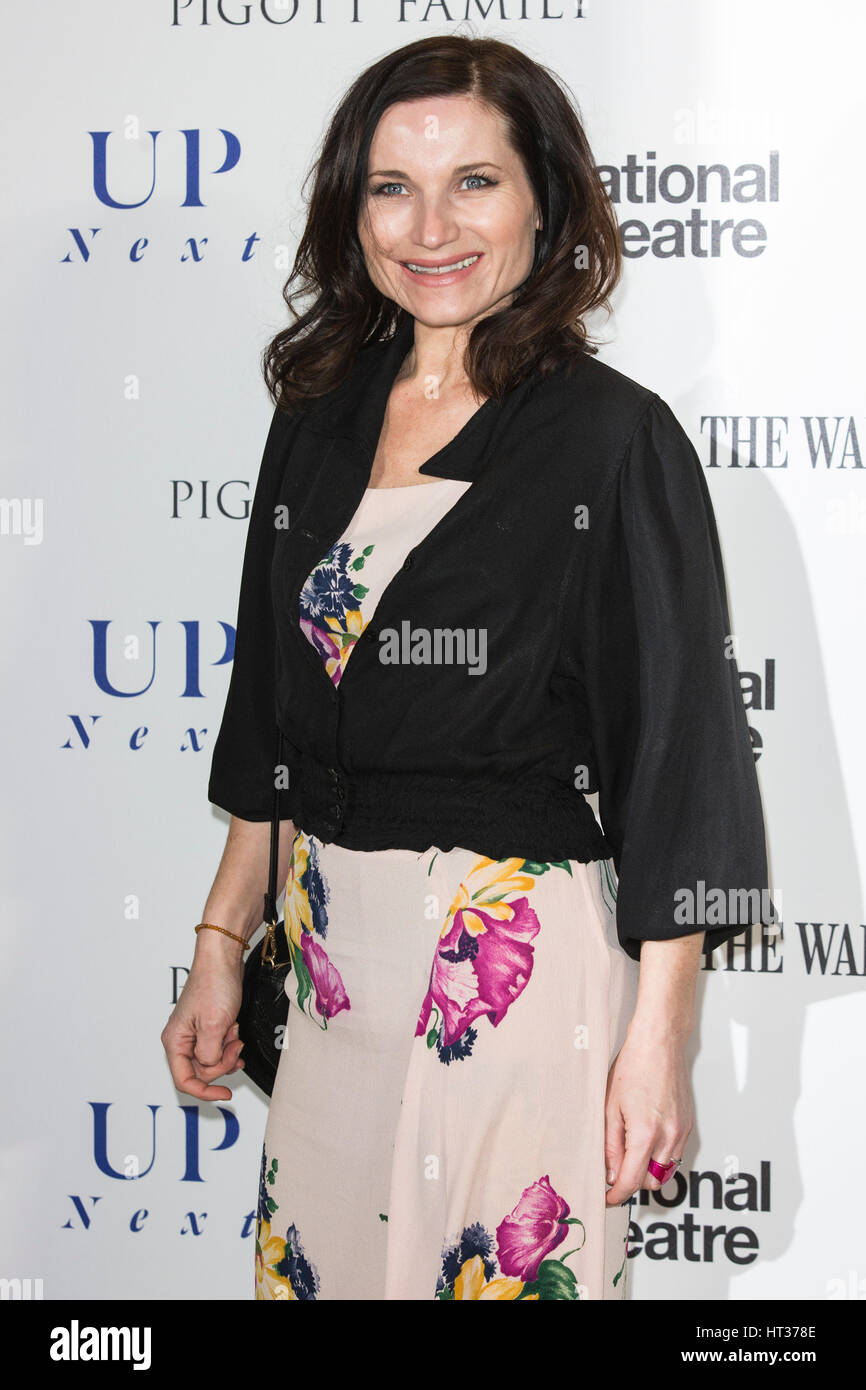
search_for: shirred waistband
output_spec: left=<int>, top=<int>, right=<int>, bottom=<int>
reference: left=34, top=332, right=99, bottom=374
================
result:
left=283, top=750, right=613, bottom=864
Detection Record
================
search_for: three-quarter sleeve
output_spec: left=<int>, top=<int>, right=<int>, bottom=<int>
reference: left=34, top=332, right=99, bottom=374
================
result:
left=581, top=393, right=775, bottom=961
left=207, top=402, right=304, bottom=822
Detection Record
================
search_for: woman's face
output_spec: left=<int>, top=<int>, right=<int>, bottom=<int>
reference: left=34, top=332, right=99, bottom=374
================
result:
left=358, top=94, right=541, bottom=331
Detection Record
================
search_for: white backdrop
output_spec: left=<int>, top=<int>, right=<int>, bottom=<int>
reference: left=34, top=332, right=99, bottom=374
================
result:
left=1, top=0, right=864, bottom=1302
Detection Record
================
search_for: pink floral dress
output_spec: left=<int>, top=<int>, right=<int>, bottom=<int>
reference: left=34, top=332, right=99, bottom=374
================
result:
left=255, top=479, right=640, bottom=1301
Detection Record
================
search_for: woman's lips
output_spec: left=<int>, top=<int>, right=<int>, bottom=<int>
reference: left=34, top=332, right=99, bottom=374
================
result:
left=399, top=253, right=483, bottom=286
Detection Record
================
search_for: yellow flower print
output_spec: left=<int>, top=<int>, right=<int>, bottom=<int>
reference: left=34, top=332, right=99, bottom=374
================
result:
left=255, top=1219, right=298, bottom=1301
left=443, top=857, right=537, bottom=939
left=452, top=1255, right=538, bottom=1300
left=322, top=608, right=365, bottom=680
left=284, top=834, right=314, bottom=949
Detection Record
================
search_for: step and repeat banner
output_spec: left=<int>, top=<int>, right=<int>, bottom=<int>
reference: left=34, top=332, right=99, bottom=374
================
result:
left=2, top=1, right=863, bottom=1302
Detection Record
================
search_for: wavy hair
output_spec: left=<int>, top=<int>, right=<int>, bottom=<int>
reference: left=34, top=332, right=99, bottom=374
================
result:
left=262, top=34, right=622, bottom=410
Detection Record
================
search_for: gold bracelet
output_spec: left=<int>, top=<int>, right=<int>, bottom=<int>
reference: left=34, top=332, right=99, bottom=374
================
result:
left=194, top=922, right=251, bottom=951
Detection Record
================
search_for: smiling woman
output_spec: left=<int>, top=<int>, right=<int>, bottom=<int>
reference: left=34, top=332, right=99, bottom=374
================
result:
left=358, top=98, right=541, bottom=344
left=353, top=90, right=554, bottom=487
left=161, top=31, right=774, bottom=1305
left=261, top=35, right=621, bottom=409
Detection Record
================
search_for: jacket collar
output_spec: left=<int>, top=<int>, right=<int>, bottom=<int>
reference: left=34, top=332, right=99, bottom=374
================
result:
left=296, top=310, right=538, bottom=483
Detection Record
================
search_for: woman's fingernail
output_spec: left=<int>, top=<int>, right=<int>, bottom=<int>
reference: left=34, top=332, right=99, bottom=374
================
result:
left=606, top=1170, right=615, bottom=1184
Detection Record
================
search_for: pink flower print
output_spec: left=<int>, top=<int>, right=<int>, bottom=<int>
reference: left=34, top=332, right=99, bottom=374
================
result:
left=416, top=857, right=541, bottom=1053
left=300, top=933, right=350, bottom=1022
left=437, top=896, right=541, bottom=1045
left=495, top=1175, right=571, bottom=1283
left=300, top=616, right=342, bottom=673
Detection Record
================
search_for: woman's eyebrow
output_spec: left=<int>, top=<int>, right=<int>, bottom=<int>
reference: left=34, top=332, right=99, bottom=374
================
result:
left=367, top=162, right=506, bottom=178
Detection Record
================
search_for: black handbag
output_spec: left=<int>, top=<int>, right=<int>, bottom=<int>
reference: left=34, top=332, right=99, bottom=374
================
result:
left=236, top=726, right=292, bottom=1097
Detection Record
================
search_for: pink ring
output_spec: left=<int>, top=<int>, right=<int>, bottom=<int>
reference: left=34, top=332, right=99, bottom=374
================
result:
left=647, top=1157, right=678, bottom=1182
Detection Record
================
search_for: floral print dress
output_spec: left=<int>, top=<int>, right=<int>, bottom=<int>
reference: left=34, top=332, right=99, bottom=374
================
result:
left=256, top=478, right=640, bottom=1301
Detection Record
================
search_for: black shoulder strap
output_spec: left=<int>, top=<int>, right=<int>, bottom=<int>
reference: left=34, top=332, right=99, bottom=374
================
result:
left=263, top=722, right=283, bottom=928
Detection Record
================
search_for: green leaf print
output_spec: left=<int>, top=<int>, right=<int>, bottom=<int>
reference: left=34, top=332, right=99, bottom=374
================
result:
left=351, top=584, right=369, bottom=599
left=519, top=859, right=573, bottom=876
left=612, top=1226, right=628, bottom=1287
left=601, top=857, right=618, bottom=901
left=264, top=1159, right=278, bottom=1217
left=291, top=941, right=313, bottom=1015
left=521, top=1259, right=580, bottom=1301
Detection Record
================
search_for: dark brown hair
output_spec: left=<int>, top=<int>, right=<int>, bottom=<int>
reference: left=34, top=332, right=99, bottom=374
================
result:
left=262, top=34, right=622, bottom=411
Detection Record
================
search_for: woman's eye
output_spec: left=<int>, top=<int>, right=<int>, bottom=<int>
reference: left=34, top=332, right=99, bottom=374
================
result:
left=462, top=173, right=494, bottom=190
left=370, top=173, right=497, bottom=198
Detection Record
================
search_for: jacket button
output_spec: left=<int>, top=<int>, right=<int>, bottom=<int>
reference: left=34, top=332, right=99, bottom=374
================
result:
left=402, top=552, right=414, bottom=570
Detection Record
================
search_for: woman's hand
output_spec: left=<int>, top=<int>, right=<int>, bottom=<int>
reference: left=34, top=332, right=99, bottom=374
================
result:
left=603, top=1020, right=694, bottom=1207
left=161, top=932, right=247, bottom=1101
left=603, top=932, right=704, bottom=1206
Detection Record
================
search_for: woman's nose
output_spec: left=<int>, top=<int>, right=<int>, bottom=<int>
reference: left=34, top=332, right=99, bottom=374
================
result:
left=410, top=194, right=461, bottom=248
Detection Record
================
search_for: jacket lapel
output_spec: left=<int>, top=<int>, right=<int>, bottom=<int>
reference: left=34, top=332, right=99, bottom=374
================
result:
left=289, top=310, right=547, bottom=491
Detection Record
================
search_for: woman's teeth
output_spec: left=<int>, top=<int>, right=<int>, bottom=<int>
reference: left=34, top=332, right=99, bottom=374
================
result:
left=404, top=255, right=480, bottom=274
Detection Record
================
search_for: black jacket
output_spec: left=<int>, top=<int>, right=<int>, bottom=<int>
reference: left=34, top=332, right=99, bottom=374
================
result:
left=208, top=311, right=774, bottom=960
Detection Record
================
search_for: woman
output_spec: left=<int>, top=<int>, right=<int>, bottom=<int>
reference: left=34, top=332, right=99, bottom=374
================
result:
left=161, top=35, right=773, bottom=1301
